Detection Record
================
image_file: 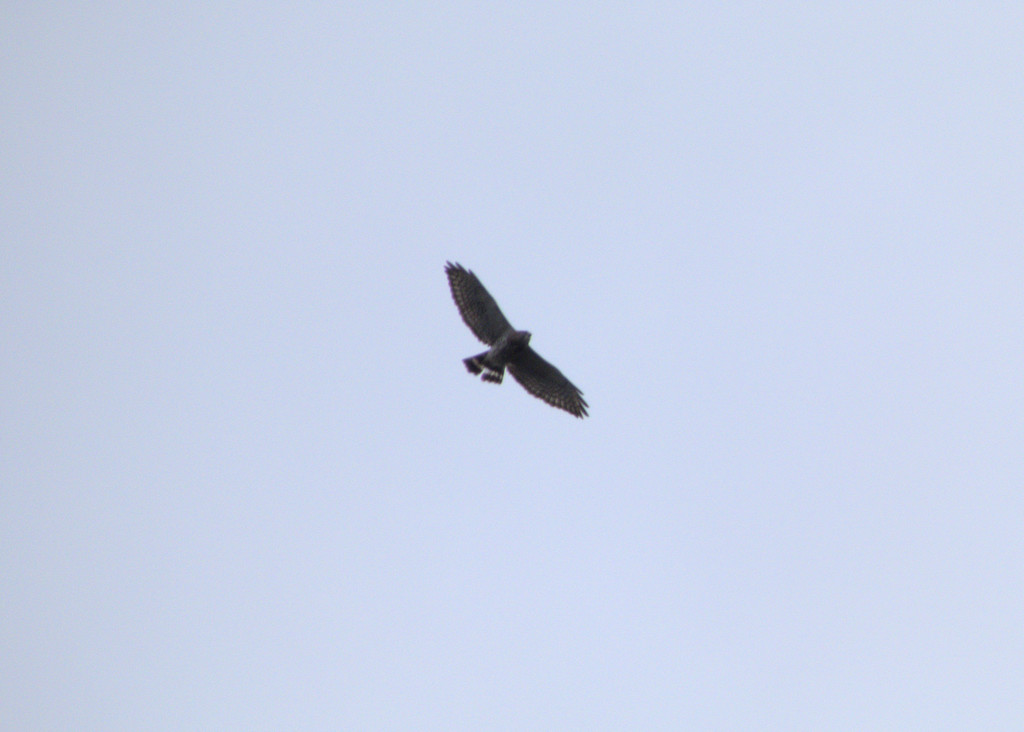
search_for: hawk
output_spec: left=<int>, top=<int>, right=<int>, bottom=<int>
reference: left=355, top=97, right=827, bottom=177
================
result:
left=445, top=262, right=588, bottom=418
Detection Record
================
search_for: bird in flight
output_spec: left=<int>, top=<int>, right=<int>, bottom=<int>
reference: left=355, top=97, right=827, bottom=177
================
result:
left=445, top=262, right=588, bottom=418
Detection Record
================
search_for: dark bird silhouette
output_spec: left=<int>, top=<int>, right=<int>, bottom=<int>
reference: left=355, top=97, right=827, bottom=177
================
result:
left=445, top=262, right=588, bottom=418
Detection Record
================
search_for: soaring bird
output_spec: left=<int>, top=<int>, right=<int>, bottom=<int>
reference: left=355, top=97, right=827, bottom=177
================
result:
left=445, top=262, right=588, bottom=418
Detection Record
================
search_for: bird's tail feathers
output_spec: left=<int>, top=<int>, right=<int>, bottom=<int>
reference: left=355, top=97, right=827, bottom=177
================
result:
left=464, top=353, right=503, bottom=384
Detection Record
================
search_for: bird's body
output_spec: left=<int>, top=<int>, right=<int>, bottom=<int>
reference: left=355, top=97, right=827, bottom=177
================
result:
left=445, top=262, right=588, bottom=418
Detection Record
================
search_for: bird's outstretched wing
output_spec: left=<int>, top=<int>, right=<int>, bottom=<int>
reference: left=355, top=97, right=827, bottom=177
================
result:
left=508, top=346, right=589, bottom=418
left=445, top=262, right=515, bottom=345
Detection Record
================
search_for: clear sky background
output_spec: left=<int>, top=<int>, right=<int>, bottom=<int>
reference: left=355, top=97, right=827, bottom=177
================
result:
left=3, top=4, right=1023, bottom=729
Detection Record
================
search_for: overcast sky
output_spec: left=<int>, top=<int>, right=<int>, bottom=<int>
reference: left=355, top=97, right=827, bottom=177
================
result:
left=3, top=4, right=1023, bottom=729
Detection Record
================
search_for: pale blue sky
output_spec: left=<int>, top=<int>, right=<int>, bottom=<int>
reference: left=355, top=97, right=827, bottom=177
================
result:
left=3, top=4, right=1023, bottom=729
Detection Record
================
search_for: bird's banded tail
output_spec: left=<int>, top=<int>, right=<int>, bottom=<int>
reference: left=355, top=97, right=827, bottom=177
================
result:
left=463, top=353, right=504, bottom=384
